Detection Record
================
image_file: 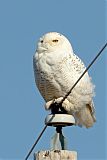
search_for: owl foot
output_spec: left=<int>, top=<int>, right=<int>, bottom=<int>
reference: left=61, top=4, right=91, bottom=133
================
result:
left=55, top=97, right=71, bottom=112
left=45, top=100, right=55, bottom=110
left=45, top=98, right=67, bottom=113
left=45, top=97, right=74, bottom=114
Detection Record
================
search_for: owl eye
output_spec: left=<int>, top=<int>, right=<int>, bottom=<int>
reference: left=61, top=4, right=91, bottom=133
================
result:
left=52, top=39, right=59, bottom=42
left=40, top=40, right=43, bottom=43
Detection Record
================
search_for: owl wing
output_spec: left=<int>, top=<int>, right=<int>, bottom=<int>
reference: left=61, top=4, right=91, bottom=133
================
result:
left=64, top=53, right=96, bottom=127
left=66, top=53, right=95, bottom=95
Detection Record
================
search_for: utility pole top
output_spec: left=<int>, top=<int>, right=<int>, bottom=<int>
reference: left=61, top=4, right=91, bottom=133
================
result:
left=34, top=113, right=77, bottom=160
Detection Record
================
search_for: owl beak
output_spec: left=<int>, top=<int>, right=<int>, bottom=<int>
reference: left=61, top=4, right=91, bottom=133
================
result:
left=37, top=46, right=47, bottom=52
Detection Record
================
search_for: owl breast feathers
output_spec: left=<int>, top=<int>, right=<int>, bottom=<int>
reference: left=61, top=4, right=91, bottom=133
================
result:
left=33, top=32, right=96, bottom=128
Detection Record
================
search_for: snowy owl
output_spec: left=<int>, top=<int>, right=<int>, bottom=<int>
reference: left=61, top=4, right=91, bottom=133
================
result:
left=33, top=32, right=96, bottom=128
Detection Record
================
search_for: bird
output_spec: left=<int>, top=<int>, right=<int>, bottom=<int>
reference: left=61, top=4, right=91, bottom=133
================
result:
left=33, top=32, right=96, bottom=128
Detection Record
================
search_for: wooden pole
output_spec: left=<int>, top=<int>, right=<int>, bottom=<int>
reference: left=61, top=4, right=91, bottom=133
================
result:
left=34, top=150, right=77, bottom=160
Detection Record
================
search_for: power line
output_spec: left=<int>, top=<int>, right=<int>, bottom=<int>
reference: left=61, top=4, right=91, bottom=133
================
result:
left=25, top=42, right=107, bottom=160
left=59, top=42, right=107, bottom=105
left=25, top=115, right=55, bottom=160
left=25, top=125, right=47, bottom=160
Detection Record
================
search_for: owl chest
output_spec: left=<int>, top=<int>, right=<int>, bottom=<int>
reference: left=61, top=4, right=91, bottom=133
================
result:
left=36, top=57, right=62, bottom=100
left=37, top=55, right=79, bottom=84
left=37, top=57, right=54, bottom=80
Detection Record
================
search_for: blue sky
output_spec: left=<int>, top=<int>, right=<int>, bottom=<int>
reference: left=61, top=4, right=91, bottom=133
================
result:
left=0, top=0, right=106, bottom=160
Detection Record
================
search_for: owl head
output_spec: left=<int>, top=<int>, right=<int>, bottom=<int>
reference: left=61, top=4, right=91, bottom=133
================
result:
left=37, top=32, right=73, bottom=53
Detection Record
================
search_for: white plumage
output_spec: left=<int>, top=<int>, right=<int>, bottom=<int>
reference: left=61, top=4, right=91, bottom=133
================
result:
left=33, top=32, right=96, bottom=128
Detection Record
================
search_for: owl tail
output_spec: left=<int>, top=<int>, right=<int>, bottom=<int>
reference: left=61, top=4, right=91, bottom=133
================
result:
left=75, top=104, right=96, bottom=128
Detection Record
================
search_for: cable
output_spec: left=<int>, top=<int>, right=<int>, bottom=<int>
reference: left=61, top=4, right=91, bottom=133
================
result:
left=60, top=43, right=107, bottom=105
left=25, top=115, right=55, bottom=160
left=25, top=125, right=47, bottom=160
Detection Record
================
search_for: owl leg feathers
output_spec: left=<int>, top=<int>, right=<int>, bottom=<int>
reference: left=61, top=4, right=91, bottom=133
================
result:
left=45, top=97, right=75, bottom=114
left=45, top=99, right=55, bottom=110
left=45, top=97, right=70, bottom=110
left=45, top=97, right=69, bottom=114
